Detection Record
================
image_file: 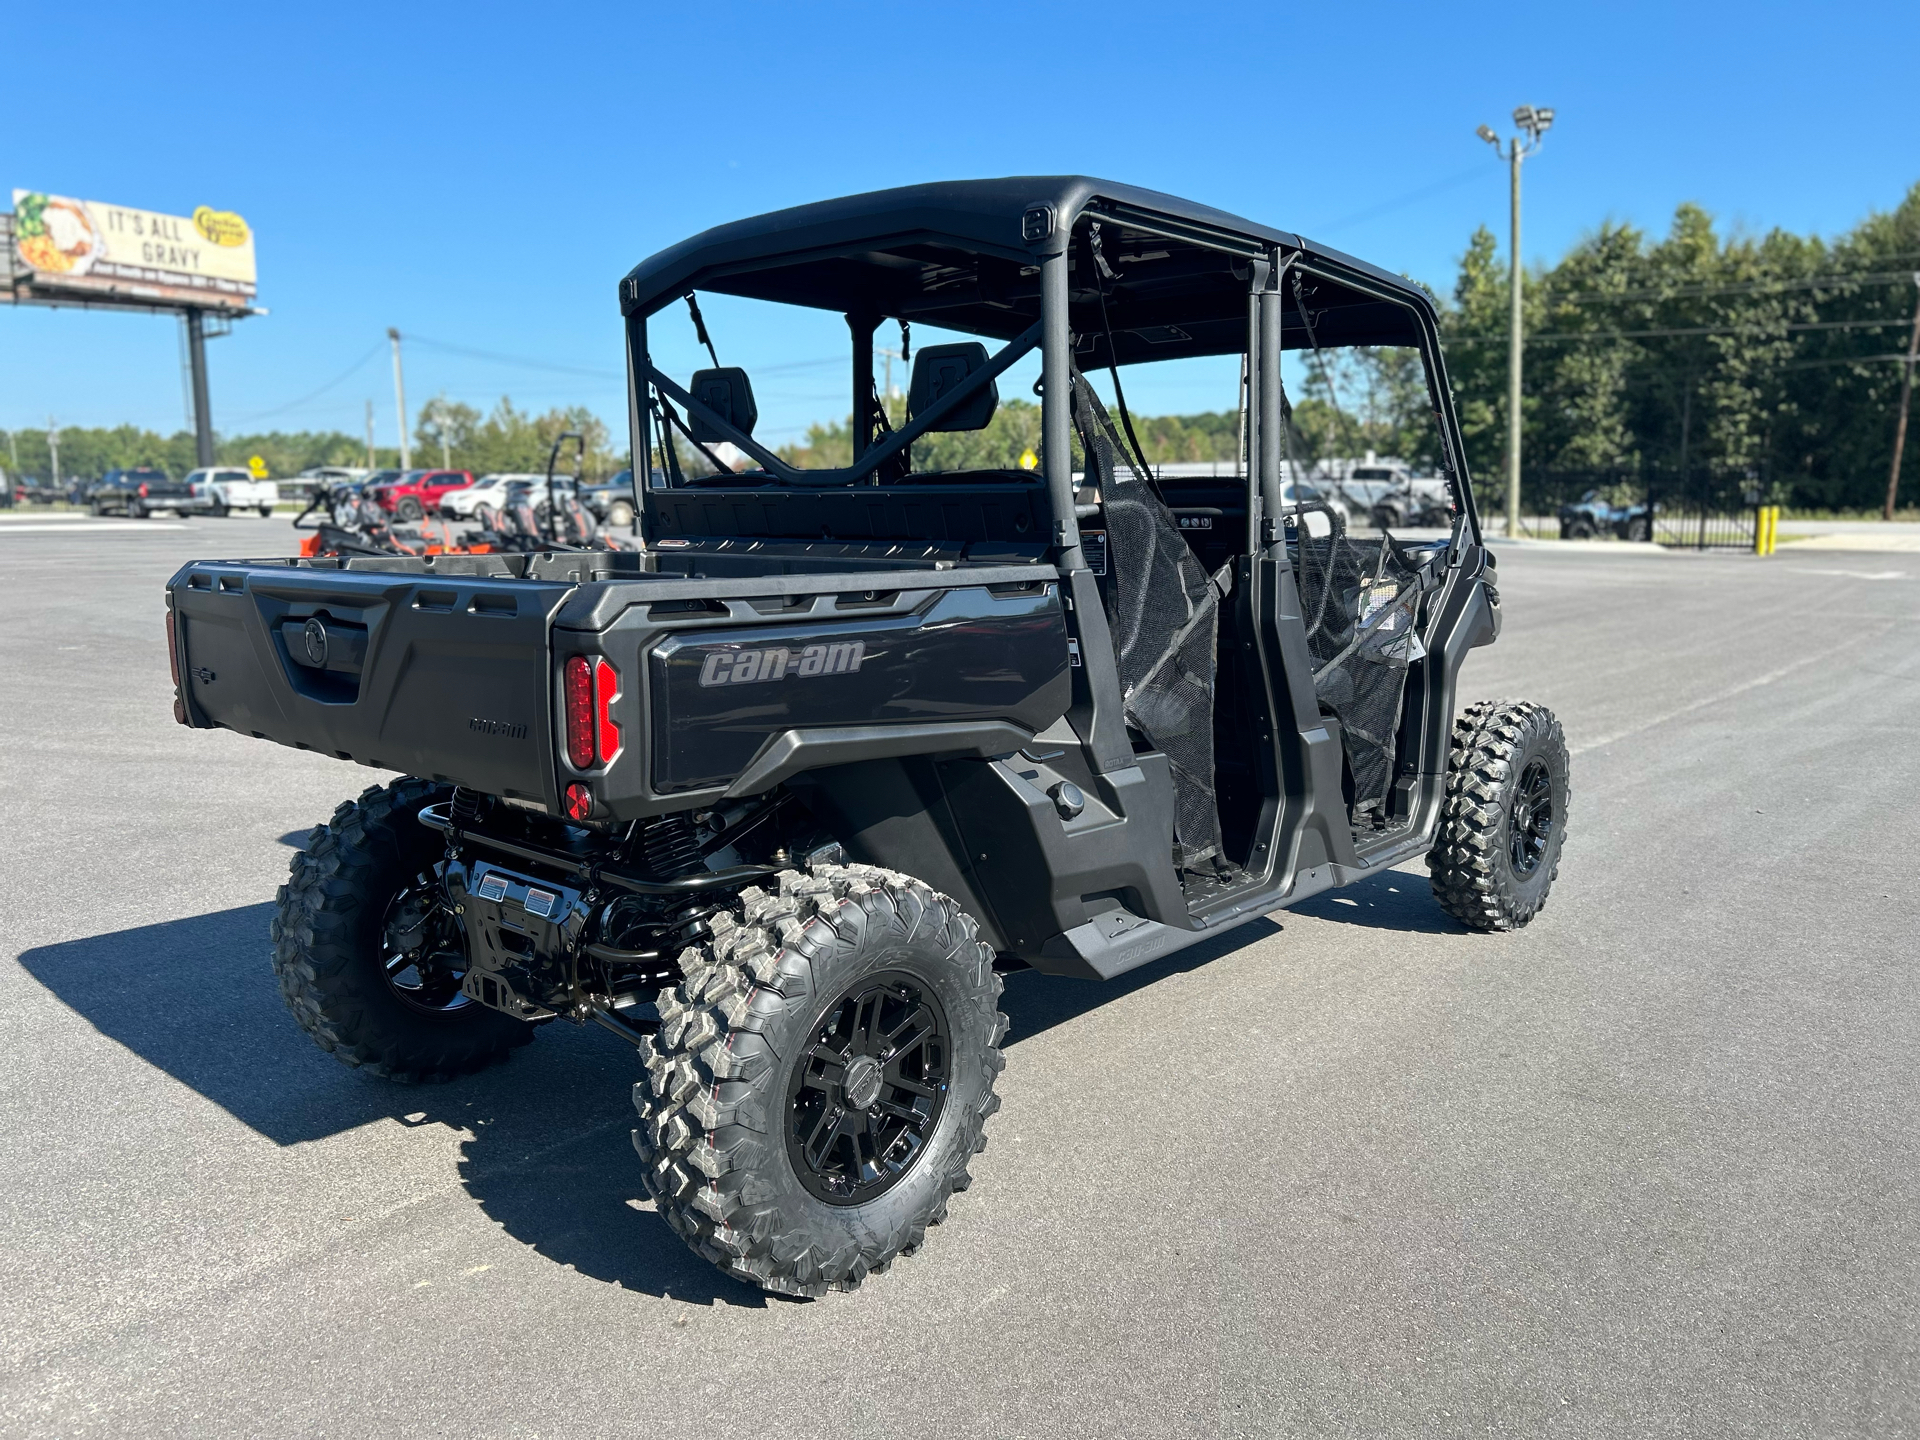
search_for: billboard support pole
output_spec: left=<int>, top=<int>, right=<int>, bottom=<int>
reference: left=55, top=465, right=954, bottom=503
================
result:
left=185, top=309, right=215, bottom=467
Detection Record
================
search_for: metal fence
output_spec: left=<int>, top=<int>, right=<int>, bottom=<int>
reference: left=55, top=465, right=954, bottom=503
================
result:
left=1649, top=502, right=1757, bottom=551
left=1473, top=465, right=1766, bottom=550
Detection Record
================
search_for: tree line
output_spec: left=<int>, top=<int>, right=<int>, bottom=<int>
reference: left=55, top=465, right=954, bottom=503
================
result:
left=13, top=182, right=1916, bottom=514
left=1444, top=181, right=1920, bottom=513
left=3, top=397, right=622, bottom=485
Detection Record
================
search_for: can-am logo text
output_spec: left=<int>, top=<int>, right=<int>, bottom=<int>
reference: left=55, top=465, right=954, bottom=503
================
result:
left=698, top=641, right=866, bottom=687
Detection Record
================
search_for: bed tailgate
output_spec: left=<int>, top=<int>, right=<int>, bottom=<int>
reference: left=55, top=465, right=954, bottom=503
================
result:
left=167, top=561, right=574, bottom=809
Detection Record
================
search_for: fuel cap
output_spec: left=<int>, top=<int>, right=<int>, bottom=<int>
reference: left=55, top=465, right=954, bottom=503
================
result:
left=1049, top=781, right=1085, bottom=820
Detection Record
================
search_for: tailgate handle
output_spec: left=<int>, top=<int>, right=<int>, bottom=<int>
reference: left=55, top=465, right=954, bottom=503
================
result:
left=470, top=593, right=519, bottom=617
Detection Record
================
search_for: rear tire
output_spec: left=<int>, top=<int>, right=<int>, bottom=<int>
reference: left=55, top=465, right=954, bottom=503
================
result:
left=1427, top=700, right=1570, bottom=932
left=632, top=865, right=1006, bottom=1296
left=607, top=499, right=634, bottom=527
left=1625, top=515, right=1650, bottom=543
left=271, top=777, right=533, bottom=1081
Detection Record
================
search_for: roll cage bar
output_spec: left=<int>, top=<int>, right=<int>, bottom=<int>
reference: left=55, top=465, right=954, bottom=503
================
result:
left=620, top=177, right=1481, bottom=559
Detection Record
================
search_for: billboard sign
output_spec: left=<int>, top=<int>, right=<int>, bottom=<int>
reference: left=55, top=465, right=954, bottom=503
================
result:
left=11, top=190, right=257, bottom=309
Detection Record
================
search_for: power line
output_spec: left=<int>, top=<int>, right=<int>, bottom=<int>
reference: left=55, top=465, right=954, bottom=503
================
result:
left=407, top=335, right=624, bottom=381
left=1311, top=164, right=1489, bottom=236
left=1446, top=316, right=1916, bottom=345
left=1545, top=268, right=1920, bottom=305
left=230, top=343, right=385, bottom=423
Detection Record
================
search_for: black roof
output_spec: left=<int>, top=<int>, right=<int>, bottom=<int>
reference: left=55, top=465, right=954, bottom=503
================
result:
left=621, top=177, right=1435, bottom=366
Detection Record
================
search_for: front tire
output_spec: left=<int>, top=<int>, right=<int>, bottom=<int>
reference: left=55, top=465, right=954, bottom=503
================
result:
left=1427, top=700, right=1571, bottom=931
left=396, top=497, right=425, bottom=522
left=271, top=777, right=533, bottom=1081
left=633, top=865, right=1006, bottom=1296
left=607, top=498, right=634, bottom=527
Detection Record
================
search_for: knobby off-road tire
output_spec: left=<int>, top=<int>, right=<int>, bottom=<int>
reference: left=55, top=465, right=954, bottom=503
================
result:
left=633, top=864, right=1006, bottom=1297
left=1427, top=699, right=1571, bottom=932
left=271, top=777, right=532, bottom=1081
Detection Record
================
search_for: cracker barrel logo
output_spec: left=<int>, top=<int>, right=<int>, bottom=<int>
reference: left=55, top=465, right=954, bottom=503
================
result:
left=192, top=207, right=250, bottom=247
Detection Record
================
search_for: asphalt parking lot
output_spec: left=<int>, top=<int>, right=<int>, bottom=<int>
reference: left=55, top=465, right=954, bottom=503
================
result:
left=2, top=513, right=1916, bottom=1437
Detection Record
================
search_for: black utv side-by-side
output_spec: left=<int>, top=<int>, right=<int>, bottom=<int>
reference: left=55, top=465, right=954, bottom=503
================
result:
left=166, top=177, right=1570, bottom=1297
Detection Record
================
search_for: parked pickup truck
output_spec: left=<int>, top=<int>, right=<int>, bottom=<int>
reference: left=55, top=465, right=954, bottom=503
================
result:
left=91, top=466, right=195, bottom=517
left=165, top=176, right=1567, bottom=1304
left=185, top=467, right=279, bottom=517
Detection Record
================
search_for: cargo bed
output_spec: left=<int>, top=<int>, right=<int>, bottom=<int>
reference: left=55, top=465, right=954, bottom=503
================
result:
left=167, top=551, right=1073, bottom=819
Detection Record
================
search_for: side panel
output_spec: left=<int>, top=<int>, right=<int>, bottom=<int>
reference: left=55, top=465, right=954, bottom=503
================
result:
left=646, top=586, right=1070, bottom=794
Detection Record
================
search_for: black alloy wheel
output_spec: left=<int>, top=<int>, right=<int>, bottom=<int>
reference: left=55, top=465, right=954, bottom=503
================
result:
left=786, top=971, right=951, bottom=1205
left=271, top=777, right=533, bottom=1082
left=633, top=865, right=1005, bottom=1296
left=1508, top=758, right=1554, bottom=876
left=1426, top=699, right=1571, bottom=932
left=381, top=874, right=473, bottom=1015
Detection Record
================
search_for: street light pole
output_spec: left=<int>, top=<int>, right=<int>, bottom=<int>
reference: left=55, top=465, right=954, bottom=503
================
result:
left=388, top=328, right=411, bottom=470
left=1885, top=272, right=1920, bottom=522
left=1478, top=105, right=1554, bottom=537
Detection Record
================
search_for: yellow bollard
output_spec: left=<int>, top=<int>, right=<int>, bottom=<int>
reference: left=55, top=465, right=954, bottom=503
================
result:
left=1768, top=505, right=1780, bottom=555
left=1755, top=504, right=1779, bottom=556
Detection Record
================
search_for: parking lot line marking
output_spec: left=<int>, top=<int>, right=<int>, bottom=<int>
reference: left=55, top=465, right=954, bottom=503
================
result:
left=0, top=523, right=189, bottom=533
left=1572, top=623, right=1892, bottom=756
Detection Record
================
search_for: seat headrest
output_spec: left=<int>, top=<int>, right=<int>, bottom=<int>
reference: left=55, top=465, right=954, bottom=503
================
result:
left=908, top=343, right=997, bottom=432
left=688, top=367, right=759, bottom=443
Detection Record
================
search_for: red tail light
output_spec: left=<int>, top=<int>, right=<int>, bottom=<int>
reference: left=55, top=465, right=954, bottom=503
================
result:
left=563, top=657, right=593, bottom=769
left=563, top=656, right=622, bottom=773
left=593, top=659, right=621, bottom=764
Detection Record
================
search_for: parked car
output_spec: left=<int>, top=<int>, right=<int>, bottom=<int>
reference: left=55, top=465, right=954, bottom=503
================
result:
left=90, top=466, right=194, bottom=518
left=436, top=473, right=552, bottom=520
left=582, top=468, right=638, bottom=527
left=185, top=467, right=279, bottom=517
left=367, top=469, right=475, bottom=521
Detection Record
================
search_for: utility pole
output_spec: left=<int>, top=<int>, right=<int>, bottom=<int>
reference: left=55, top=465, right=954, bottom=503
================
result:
left=47, top=417, right=60, bottom=489
left=1478, top=105, right=1555, bottom=537
left=1884, top=272, right=1920, bottom=522
left=388, top=328, right=411, bottom=470
left=365, top=400, right=376, bottom=468
left=426, top=399, right=450, bottom=468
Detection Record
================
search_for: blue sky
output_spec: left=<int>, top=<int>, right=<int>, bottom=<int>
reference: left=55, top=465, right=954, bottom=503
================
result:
left=6, top=0, right=1918, bottom=454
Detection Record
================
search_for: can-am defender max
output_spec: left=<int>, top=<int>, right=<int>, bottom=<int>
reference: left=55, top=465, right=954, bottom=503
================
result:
left=165, top=178, right=1570, bottom=1297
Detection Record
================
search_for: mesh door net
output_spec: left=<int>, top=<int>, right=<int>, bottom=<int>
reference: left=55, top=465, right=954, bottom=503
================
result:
left=1291, top=517, right=1422, bottom=827
left=1072, top=374, right=1226, bottom=870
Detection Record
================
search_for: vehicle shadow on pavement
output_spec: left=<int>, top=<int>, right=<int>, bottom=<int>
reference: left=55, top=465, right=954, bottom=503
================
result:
left=997, top=916, right=1284, bottom=1043
left=17, top=895, right=1421, bottom=1310
left=1285, top=869, right=1463, bottom=935
left=16, top=902, right=774, bottom=1306
left=16, top=903, right=448, bottom=1146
